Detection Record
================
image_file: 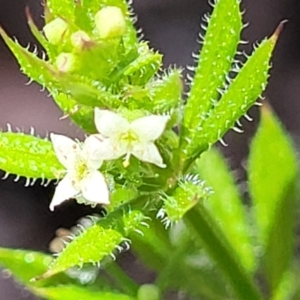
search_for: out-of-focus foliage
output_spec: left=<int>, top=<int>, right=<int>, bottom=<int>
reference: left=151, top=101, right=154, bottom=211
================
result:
left=0, top=0, right=295, bottom=299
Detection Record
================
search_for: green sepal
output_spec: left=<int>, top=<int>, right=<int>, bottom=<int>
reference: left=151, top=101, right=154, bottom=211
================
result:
left=183, top=0, right=242, bottom=133
left=38, top=207, right=146, bottom=279
left=196, top=147, right=256, bottom=273
left=248, top=105, right=298, bottom=293
left=0, top=131, right=63, bottom=180
left=185, top=23, right=282, bottom=160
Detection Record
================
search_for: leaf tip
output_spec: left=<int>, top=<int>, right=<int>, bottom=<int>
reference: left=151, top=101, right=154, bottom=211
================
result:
left=25, top=6, right=33, bottom=24
left=270, top=20, right=288, bottom=44
left=30, top=270, right=53, bottom=282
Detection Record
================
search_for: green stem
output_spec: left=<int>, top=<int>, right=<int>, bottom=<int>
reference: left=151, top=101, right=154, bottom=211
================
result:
left=105, top=261, right=139, bottom=296
left=184, top=204, right=263, bottom=300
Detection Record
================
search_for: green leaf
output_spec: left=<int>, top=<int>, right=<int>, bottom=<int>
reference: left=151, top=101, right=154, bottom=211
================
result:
left=150, top=69, right=183, bottom=113
left=61, top=78, right=120, bottom=107
left=33, top=285, right=135, bottom=300
left=160, top=179, right=211, bottom=224
left=184, top=204, right=262, bottom=300
left=183, top=0, right=242, bottom=137
left=0, top=248, right=51, bottom=285
left=25, top=7, right=57, bottom=62
left=183, top=23, right=282, bottom=162
left=0, top=248, right=74, bottom=289
left=0, top=27, right=59, bottom=89
left=123, top=43, right=162, bottom=86
left=39, top=208, right=146, bottom=279
left=0, top=132, right=63, bottom=180
left=47, top=0, right=75, bottom=20
left=248, top=105, right=298, bottom=293
left=196, top=147, right=255, bottom=273
left=81, top=0, right=128, bottom=15
left=52, top=92, right=97, bottom=133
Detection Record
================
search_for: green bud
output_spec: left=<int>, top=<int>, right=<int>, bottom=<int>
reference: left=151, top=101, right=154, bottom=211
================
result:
left=94, top=6, right=126, bottom=39
left=43, top=18, right=69, bottom=45
left=137, top=284, right=161, bottom=300
left=71, top=30, right=95, bottom=52
left=55, top=53, right=78, bottom=73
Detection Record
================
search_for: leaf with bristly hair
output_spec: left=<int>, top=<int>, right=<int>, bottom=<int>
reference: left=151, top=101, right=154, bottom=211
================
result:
left=182, top=0, right=242, bottom=149
left=35, top=207, right=146, bottom=280
left=0, top=131, right=63, bottom=181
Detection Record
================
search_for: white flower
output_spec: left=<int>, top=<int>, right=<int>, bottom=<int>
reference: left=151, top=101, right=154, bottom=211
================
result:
left=49, top=133, right=109, bottom=211
left=94, top=109, right=169, bottom=168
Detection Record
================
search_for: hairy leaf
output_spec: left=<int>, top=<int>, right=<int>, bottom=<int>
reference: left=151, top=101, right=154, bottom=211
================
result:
left=0, top=132, right=63, bottom=180
left=183, top=0, right=242, bottom=139
left=38, top=208, right=146, bottom=279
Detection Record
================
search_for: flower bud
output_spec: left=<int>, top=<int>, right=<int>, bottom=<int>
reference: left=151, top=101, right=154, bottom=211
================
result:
left=94, top=6, right=126, bottom=39
left=43, top=18, right=69, bottom=45
left=55, top=53, right=78, bottom=73
left=71, top=30, right=95, bottom=51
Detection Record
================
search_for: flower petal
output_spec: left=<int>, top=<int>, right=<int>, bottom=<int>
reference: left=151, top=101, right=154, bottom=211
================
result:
left=130, top=115, right=169, bottom=142
left=50, top=175, right=79, bottom=211
left=80, top=171, right=110, bottom=204
left=81, top=135, right=104, bottom=169
left=50, top=133, right=79, bottom=168
left=132, top=142, right=166, bottom=168
left=88, top=134, right=127, bottom=161
left=94, top=108, right=129, bottom=138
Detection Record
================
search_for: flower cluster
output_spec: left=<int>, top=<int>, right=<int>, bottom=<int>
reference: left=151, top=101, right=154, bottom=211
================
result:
left=50, top=109, right=169, bottom=211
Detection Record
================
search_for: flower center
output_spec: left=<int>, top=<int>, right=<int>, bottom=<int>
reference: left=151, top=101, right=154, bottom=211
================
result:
left=119, top=129, right=139, bottom=167
left=74, top=157, right=88, bottom=183
left=119, top=129, right=139, bottom=147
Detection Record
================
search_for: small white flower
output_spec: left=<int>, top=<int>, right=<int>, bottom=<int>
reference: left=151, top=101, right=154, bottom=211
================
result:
left=49, top=133, right=109, bottom=211
left=94, top=108, right=169, bottom=168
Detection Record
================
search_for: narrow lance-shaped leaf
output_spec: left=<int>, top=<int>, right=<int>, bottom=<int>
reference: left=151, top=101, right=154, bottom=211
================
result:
left=248, top=105, right=298, bottom=294
left=183, top=0, right=242, bottom=133
left=36, top=208, right=146, bottom=279
left=196, top=147, right=256, bottom=273
left=187, top=23, right=282, bottom=159
left=32, top=285, right=135, bottom=300
left=25, top=7, right=57, bottom=62
left=0, top=27, right=59, bottom=89
left=184, top=204, right=263, bottom=300
left=0, top=132, right=63, bottom=180
left=0, top=248, right=75, bottom=288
